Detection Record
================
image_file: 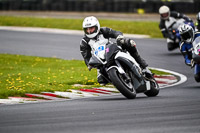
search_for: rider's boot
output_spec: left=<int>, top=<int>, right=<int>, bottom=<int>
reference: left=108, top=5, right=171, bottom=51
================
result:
left=142, top=67, right=154, bottom=80
left=184, top=54, right=192, bottom=66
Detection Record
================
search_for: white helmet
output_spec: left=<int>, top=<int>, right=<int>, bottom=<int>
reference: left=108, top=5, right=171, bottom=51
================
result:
left=82, top=16, right=100, bottom=38
left=159, top=5, right=170, bottom=20
left=197, top=12, right=200, bottom=21
left=178, top=24, right=194, bottom=43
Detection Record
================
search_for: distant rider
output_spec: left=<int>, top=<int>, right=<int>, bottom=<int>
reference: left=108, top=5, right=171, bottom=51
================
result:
left=196, top=12, right=200, bottom=31
left=80, top=16, right=152, bottom=85
left=159, top=5, right=193, bottom=51
left=178, top=24, right=200, bottom=82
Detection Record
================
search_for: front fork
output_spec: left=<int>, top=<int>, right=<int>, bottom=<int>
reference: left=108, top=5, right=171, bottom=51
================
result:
left=115, top=60, right=131, bottom=83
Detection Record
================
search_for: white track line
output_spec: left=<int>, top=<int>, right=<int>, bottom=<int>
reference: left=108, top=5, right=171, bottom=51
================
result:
left=0, top=26, right=150, bottom=38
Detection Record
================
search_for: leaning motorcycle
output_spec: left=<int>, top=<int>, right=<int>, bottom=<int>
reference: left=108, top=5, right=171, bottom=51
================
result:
left=192, top=36, right=200, bottom=82
left=88, top=39, right=159, bottom=99
left=165, top=18, right=194, bottom=51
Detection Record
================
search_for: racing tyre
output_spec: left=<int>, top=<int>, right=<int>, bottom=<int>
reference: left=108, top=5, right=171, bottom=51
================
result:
left=167, top=42, right=179, bottom=51
left=194, top=73, right=200, bottom=82
left=108, top=67, right=136, bottom=99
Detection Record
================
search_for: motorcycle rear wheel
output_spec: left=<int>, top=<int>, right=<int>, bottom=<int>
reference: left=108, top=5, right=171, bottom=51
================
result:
left=108, top=68, right=136, bottom=99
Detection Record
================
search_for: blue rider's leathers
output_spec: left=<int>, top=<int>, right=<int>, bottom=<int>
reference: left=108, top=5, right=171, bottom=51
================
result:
left=179, top=32, right=200, bottom=81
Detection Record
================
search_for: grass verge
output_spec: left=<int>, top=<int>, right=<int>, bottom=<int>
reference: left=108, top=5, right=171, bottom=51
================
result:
left=0, top=54, right=170, bottom=99
left=0, top=54, right=99, bottom=99
left=0, top=16, right=162, bottom=38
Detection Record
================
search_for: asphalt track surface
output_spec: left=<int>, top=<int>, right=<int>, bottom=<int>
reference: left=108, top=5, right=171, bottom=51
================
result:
left=0, top=30, right=200, bottom=133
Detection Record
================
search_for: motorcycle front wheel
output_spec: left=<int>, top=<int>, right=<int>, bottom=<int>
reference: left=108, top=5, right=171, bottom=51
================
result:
left=108, top=67, right=136, bottom=99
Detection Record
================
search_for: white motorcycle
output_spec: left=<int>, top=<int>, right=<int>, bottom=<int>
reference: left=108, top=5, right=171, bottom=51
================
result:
left=88, top=39, right=159, bottom=99
left=192, top=36, right=200, bottom=63
left=192, top=36, right=200, bottom=82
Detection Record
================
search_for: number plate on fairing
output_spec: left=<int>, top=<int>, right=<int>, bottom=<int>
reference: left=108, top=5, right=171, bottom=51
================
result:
left=93, top=39, right=108, bottom=60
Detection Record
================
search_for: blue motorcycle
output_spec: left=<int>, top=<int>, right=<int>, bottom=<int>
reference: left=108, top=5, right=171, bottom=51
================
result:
left=167, top=20, right=195, bottom=51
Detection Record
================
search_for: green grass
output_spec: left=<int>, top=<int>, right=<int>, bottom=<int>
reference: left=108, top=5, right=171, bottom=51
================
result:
left=0, top=54, right=170, bottom=99
left=0, top=54, right=99, bottom=99
left=0, top=16, right=162, bottom=38
left=150, top=69, right=171, bottom=75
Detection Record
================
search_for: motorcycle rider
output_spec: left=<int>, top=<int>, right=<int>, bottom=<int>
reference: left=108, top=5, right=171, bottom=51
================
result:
left=196, top=12, right=200, bottom=31
left=159, top=5, right=193, bottom=51
left=178, top=24, right=200, bottom=82
left=80, top=16, right=152, bottom=85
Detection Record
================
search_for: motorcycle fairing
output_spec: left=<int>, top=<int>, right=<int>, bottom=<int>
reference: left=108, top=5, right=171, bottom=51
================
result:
left=111, top=52, right=151, bottom=92
left=105, top=43, right=121, bottom=66
left=192, top=36, right=200, bottom=64
left=88, top=55, right=103, bottom=67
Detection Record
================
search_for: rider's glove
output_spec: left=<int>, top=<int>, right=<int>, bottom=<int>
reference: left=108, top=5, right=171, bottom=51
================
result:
left=130, top=40, right=136, bottom=47
left=116, top=35, right=125, bottom=45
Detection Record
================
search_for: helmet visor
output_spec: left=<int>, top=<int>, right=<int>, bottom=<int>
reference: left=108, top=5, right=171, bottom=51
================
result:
left=83, top=26, right=98, bottom=35
left=181, top=29, right=193, bottom=40
left=161, top=13, right=169, bottom=19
